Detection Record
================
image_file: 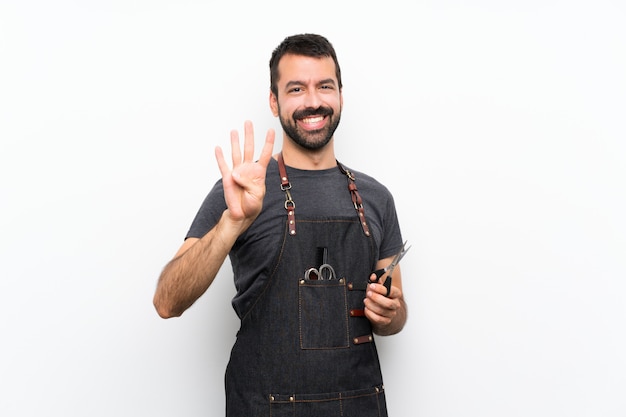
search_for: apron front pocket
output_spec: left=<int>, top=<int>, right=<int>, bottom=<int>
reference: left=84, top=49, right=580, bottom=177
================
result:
left=269, top=385, right=387, bottom=417
left=298, top=279, right=349, bottom=349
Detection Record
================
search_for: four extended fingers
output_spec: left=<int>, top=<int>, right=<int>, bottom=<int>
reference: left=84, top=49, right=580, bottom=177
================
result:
left=217, top=121, right=274, bottom=177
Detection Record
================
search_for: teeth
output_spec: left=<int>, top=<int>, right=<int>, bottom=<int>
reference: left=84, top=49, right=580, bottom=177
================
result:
left=302, top=116, right=323, bottom=124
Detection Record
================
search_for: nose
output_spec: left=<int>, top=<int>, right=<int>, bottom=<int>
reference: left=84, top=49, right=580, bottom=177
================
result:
left=303, top=89, right=322, bottom=109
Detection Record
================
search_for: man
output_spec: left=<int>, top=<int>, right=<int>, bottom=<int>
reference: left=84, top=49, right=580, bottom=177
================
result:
left=154, top=33, right=407, bottom=416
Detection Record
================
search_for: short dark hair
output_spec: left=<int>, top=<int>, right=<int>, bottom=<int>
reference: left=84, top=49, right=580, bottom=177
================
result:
left=269, top=33, right=342, bottom=96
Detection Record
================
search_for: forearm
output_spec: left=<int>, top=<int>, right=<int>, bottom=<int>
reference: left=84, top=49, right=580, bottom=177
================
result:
left=153, top=211, right=248, bottom=318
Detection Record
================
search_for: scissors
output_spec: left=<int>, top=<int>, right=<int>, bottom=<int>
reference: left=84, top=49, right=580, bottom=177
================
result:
left=305, top=264, right=336, bottom=280
left=371, top=240, right=410, bottom=296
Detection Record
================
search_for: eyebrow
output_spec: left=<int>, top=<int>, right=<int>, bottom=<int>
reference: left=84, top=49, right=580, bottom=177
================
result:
left=284, top=78, right=336, bottom=90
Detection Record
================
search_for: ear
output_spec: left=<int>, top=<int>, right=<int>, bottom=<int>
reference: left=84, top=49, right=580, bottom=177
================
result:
left=269, top=91, right=279, bottom=117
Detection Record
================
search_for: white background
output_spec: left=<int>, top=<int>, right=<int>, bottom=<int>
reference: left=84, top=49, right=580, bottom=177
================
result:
left=1, top=1, right=625, bottom=416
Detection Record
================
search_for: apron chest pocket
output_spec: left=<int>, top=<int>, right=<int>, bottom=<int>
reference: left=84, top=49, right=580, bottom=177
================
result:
left=298, top=279, right=349, bottom=349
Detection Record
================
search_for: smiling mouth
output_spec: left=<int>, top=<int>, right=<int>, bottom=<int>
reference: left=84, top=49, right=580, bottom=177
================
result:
left=295, top=114, right=328, bottom=131
left=301, top=116, right=325, bottom=124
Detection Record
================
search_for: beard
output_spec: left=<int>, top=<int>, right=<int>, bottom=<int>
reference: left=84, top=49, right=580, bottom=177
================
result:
left=278, top=104, right=341, bottom=151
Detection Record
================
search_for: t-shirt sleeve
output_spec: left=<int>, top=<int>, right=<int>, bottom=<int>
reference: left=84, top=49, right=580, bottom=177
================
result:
left=185, top=179, right=227, bottom=240
left=378, top=190, right=404, bottom=261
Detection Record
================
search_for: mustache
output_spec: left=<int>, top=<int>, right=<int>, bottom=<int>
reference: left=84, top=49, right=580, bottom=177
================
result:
left=293, top=106, right=334, bottom=120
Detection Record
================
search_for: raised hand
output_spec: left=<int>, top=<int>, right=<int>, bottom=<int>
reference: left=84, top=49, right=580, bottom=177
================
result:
left=215, top=120, right=275, bottom=225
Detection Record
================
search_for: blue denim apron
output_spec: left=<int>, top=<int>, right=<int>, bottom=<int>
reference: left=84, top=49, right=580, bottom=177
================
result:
left=224, top=157, right=388, bottom=417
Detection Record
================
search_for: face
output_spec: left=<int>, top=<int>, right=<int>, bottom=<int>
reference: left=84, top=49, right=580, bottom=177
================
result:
left=270, top=54, right=343, bottom=151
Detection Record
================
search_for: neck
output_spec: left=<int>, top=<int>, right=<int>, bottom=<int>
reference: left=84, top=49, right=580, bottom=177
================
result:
left=275, top=139, right=337, bottom=170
